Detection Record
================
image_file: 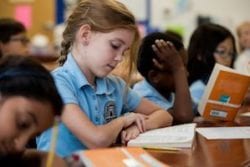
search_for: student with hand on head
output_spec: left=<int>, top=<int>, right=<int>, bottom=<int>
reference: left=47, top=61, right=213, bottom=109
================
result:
left=133, top=32, right=194, bottom=124
left=0, top=18, right=30, bottom=58
left=234, top=21, right=250, bottom=75
left=187, top=23, right=237, bottom=112
left=37, top=0, right=173, bottom=157
left=0, top=55, right=66, bottom=166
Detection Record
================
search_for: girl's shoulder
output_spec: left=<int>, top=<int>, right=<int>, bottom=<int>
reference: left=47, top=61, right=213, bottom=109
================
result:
left=106, top=74, right=127, bottom=85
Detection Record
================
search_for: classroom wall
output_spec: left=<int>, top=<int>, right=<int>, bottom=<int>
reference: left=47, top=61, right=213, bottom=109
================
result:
left=119, top=0, right=250, bottom=46
left=0, top=0, right=54, bottom=41
left=1, top=0, right=249, bottom=47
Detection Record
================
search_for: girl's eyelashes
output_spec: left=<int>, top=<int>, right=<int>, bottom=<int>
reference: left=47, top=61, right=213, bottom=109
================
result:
left=111, top=43, right=120, bottom=50
left=17, top=119, right=31, bottom=131
left=110, top=40, right=129, bottom=56
left=110, top=41, right=122, bottom=50
left=16, top=114, right=32, bottom=131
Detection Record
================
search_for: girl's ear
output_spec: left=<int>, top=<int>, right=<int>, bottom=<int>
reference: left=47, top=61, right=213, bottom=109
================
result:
left=78, top=24, right=91, bottom=45
left=148, top=70, right=160, bottom=84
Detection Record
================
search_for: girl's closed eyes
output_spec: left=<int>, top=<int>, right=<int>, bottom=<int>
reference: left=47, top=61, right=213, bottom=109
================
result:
left=110, top=41, right=121, bottom=50
left=110, top=40, right=130, bottom=58
left=16, top=112, right=35, bottom=131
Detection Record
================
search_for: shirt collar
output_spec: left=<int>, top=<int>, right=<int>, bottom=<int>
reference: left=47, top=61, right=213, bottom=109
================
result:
left=63, top=53, right=114, bottom=94
left=63, top=53, right=89, bottom=89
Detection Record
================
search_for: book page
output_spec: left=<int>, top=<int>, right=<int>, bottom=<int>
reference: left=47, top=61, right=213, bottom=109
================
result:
left=196, top=127, right=250, bottom=139
left=240, top=112, right=250, bottom=117
left=128, top=123, right=196, bottom=148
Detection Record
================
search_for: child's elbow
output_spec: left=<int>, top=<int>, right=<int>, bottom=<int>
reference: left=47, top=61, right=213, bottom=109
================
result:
left=87, top=132, right=111, bottom=149
left=165, top=113, right=174, bottom=126
left=169, top=114, right=174, bottom=125
left=173, top=111, right=194, bottom=124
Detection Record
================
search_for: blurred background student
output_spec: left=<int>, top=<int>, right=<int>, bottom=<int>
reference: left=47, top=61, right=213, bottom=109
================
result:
left=0, top=55, right=66, bottom=166
left=234, top=21, right=250, bottom=107
left=187, top=23, right=237, bottom=112
left=0, top=18, right=30, bottom=58
left=234, top=21, right=250, bottom=75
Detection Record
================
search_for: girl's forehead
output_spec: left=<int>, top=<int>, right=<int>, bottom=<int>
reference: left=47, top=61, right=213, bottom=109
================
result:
left=95, top=29, right=134, bottom=45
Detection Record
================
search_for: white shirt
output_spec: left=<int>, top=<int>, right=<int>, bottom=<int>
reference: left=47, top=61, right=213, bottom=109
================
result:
left=234, top=49, right=250, bottom=75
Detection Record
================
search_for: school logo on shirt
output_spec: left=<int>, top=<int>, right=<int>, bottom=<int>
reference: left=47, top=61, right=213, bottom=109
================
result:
left=104, top=101, right=116, bottom=123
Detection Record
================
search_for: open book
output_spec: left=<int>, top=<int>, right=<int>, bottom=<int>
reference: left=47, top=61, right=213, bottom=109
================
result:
left=71, top=147, right=169, bottom=167
left=198, top=63, right=250, bottom=121
left=127, top=123, right=197, bottom=149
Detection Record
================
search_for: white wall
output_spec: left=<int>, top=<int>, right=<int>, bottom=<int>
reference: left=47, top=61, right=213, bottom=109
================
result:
left=119, top=0, right=250, bottom=46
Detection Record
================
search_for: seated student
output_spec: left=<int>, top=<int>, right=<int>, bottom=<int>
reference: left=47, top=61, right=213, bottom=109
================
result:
left=187, top=23, right=237, bottom=111
left=0, top=18, right=30, bottom=58
left=0, top=55, right=66, bottom=166
left=133, top=32, right=194, bottom=124
left=37, top=0, right=173, bottom=158
left=234, top=21, right=250, bottom=75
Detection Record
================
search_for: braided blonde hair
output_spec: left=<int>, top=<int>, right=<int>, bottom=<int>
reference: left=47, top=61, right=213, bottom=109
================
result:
left=59, top=0, right=140, bottom=83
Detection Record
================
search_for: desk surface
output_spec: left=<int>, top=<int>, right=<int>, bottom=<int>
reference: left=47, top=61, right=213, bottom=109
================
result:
left=148, top=115, right=250, bottom=167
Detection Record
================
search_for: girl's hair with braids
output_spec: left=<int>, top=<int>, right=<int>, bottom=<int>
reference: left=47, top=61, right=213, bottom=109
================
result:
left=59, top=0, right=140, bottom=83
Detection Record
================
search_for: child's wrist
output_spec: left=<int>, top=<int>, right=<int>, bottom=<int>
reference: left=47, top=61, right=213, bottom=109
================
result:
left=172, top=67, right=187, bottom=79
left=172, top=66, right=186, bottom=74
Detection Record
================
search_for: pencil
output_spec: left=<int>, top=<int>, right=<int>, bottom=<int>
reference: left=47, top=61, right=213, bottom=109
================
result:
left=142, top=146, right=181, bottom=153
left=46, top=117, right=60, bottom=167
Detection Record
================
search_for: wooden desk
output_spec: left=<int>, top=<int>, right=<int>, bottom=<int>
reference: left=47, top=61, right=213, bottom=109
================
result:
left=148, top=116, right=250, bottom=167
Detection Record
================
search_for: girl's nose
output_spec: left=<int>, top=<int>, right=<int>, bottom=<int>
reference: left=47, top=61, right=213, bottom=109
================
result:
left=14, top=135, right=29, bottom=153
left=114, top=53, right=123, bottom=62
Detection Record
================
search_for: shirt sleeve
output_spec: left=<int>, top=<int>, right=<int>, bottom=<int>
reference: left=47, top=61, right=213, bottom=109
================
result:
left=190, top=80, right=205, bottom=106
left=52, top=71, right=79, bottom=105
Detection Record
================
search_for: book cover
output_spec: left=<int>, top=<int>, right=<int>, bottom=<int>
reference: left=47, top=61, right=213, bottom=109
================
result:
left=127, top=123, right=196, bottom=149
left=75, top=147, right=168, bottom=167
left=198, top=63, right=250, bottom=121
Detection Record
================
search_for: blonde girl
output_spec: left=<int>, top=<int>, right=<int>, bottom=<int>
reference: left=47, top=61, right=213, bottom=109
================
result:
left=37, top=0, right=173, bottom=157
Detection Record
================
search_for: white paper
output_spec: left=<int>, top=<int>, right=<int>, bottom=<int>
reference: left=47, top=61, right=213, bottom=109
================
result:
left=196, top=127, right=250, bottom=139
left=128, top=123, right=196, bottom=148
left=240, top=112, right=250, bottom=117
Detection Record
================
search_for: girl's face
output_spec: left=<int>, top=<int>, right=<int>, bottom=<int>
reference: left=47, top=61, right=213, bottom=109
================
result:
left=0, top=33, right=30, bottom=57
left=214, top=37, right=234, bottom=67
left=81, top=28, right=134, bottom=80
left=0, top=96, right=54, bottom=156
left=239, top=25, right=250, bottom=49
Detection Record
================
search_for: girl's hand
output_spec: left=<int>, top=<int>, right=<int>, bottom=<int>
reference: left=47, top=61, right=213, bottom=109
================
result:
left=122, top=112, right=148, bottom=133
left=152, top=39, right=184, bottom=74
left=121, top=125, right=141, bottom=145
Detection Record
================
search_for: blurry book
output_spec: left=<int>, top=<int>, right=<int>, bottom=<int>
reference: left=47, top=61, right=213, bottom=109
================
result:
left=69, top=147, right=168, bottom=167
left=196, top=126, right=250, bottom=139
left=127, top=123, right=196, bottom=149
left=198, top=63, right=250, bottom=121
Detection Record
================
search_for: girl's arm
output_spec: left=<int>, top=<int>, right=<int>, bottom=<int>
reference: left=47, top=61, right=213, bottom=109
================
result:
left=134, top=98, right=173, bottom=130
left=61, top=103, right=146, bottom=149
left=170, top=66, right=194, bottom=124
left=121, top=98, right=172, bottom=143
